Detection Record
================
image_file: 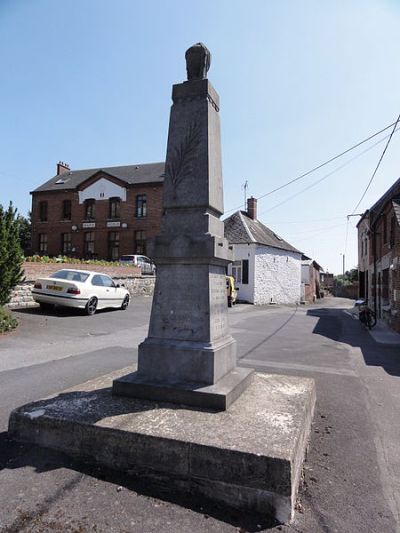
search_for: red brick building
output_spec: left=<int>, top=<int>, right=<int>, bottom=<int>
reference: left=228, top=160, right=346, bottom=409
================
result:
left=301, top=256, right=322, bottom=303
left=357, top=177, right=400, bottom=332
left=31, top=161, right=165, bottom=260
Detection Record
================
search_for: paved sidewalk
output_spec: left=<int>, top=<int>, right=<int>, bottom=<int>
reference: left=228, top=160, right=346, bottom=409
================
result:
left=370, top=320, right=400, bottom=345
left=344, top=305, right=400, bottom=345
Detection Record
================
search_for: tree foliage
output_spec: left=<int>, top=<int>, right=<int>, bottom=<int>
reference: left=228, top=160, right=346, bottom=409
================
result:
left=0, top=203, right=24, bottom=305
left=17, top=211, right=31, bottom=254
left=334, top=267, right=358, bottom=287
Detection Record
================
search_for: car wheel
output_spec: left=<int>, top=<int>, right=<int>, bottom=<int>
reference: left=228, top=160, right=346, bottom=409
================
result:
left=86, top=296, right=98, bottom=316
left=121, top=294, right=129, bottom=310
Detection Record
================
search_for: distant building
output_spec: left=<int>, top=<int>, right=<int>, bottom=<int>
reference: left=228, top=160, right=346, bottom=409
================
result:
left=357, top=177, right=400, bottom=332
left=31, top=161, right=164, bottom=260
left=224, top=197, right=302, bottom=305
left=301, top=256, right=323, bottom=303
left=320, top=272, right=334, bottom=289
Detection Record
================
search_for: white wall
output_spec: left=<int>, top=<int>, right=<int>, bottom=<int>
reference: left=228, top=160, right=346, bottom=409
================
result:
left=78, top=178, right=127, bottom=203
left=229, top=243, right=255, bottom=303
left=254, top=246, right=302, bottom=305
left=301, top=263, right=310, bottom=283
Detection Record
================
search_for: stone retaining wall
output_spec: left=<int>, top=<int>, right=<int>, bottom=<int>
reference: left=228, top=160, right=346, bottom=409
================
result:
left=7, top=262, right=155, bottom=309
left=22, top=262, right=141, bottom=281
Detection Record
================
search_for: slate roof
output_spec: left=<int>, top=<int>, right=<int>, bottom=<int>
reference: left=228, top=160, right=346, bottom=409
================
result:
left=356, top=177, right=400, bottom=229
left=32, top=162, right=165, bottom=193
left=224, top=211, right=301, bottom=254
left=392, top=199, right=400, bottom=226
left=367, top=176, right=400, bottom=225
left=302, top=256, right=323, bottom=271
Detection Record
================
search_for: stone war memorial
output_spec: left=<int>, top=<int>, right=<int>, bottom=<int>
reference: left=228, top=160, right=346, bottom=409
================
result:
left=112, top=42, right=253, bottom=410
left=8, top=43, right=316, bottom=524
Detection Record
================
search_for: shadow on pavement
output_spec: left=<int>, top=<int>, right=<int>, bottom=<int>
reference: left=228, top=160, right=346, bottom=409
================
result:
left=0, top=431, right=277, bottom=532
left=307, top=307, right=400, bottom=377
left=3, top=387, right=279, bottom=532
left=12, top=306, right=117, bottom=318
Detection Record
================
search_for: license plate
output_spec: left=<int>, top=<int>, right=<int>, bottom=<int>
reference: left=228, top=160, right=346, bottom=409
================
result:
left=46, top=285, right=63, bottom=291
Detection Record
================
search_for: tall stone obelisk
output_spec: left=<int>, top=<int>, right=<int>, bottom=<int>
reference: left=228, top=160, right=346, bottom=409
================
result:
left=113, top=43, right=253, bottom=409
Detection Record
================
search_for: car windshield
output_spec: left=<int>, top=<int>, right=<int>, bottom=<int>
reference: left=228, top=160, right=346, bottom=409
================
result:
left=50, top=270, right=89, bottom=283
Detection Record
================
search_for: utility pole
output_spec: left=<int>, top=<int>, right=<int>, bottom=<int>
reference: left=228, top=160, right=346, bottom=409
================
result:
left=242, top=180, right=248, bottom=210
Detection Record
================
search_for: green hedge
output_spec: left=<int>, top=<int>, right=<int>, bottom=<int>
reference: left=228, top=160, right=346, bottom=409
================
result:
left=0, top=307, right=18, bottom=334
left=24, top=255, right=135, bottom=267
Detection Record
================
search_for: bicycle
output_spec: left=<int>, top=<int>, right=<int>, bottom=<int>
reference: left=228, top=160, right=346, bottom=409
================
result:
left=357, top=301, right=377, bottom=329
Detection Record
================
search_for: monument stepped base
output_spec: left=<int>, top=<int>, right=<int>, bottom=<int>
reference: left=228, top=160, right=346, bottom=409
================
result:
left=112, top=367, right=254, bottom=410
left=8, top=367, right=315, bottom=524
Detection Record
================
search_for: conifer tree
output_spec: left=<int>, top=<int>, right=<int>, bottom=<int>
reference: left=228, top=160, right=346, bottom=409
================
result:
left=0, top=203, right=24, bottom=306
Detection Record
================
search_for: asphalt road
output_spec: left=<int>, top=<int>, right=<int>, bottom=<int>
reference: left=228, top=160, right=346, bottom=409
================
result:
left=0, top=296, right=399, bottom=532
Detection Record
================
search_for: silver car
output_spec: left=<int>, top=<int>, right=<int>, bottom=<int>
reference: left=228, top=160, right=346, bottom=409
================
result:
left=119, top=255, right=156, bottom=275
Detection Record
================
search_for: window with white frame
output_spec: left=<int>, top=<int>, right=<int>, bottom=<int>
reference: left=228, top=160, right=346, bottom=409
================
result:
left=232, top=259, right=249, bottom=284
left=39, top=233, right=47, bottom=254
left=232, top=261, right=242, bottom=284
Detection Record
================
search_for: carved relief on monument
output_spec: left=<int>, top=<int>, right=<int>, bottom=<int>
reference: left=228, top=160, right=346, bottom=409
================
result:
left=165, top=120, right=202, bottom=196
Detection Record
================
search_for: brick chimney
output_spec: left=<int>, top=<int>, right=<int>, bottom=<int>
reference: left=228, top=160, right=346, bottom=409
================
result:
left=57, top=161, right=70, bottom=175
left=247, top=196, right=257, bottom=220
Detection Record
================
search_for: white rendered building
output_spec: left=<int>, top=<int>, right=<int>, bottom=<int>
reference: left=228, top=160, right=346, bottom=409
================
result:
left=224, top=198, right=302, bottom=305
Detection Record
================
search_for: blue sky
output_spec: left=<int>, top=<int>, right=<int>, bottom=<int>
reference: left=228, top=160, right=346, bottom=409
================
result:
left=1, top=0, right=400, bottom=274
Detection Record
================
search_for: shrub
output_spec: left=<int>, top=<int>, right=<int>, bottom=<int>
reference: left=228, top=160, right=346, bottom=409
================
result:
left=24, top=255, right=128, bottom=267
left=0, top=306, right=18, bottom=334
left=0, top=203, right=24, bottom=305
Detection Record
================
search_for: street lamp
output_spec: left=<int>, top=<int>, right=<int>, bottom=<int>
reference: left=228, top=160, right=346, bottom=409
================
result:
left=340, top=253, right=345, bottom=276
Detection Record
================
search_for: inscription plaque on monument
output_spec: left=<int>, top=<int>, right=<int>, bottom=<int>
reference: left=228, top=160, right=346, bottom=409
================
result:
left=113, top=43, right=253, bottom=410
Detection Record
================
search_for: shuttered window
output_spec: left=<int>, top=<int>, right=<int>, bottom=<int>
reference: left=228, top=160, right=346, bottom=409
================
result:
left=242, top=259, right=249, bottom=284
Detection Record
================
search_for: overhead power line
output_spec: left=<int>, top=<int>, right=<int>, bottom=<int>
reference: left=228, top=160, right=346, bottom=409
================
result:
left=258, top=128, right=399, bottom=216
left=225, top=119, right=400, bottom=215
left=291, top=222, right=348, bottom=243
left=351, top=113, right=400, bottom=214
left=271, top=215, right=346, bottom=224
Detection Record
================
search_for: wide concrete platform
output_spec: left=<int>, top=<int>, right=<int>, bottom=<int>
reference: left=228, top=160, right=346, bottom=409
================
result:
left=8, top=367, right=315, bottom=524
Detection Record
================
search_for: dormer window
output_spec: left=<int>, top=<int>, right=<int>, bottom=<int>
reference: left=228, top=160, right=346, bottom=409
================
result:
left=85, top=199, right=96, bottom=220
left=109, top=197, right=121, bottom=219
left=55, top=176, right=70, bottom=185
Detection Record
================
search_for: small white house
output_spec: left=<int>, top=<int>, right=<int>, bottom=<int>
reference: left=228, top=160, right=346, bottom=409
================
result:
left=224, top=197, right=302, bottom=305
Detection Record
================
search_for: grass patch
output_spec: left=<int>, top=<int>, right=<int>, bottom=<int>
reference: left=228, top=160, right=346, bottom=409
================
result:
left=0, top=306, right=18, bottom=334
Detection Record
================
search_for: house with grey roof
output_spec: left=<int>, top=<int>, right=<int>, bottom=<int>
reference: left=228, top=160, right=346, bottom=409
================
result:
left=30, top=161, right=165, bottom=260
left=224, top=197, right=302, bottom=305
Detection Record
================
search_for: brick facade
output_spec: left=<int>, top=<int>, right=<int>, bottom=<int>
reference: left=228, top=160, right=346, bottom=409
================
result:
left=31, top=165, right=164, bottom=261
left=357, top=179, right=400, bottom=332
left=301, top=260, right=322, bottom=303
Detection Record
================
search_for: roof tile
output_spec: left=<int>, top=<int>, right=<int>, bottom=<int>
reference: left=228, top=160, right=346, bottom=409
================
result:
left=32, top=162, right=165, bottom=193
left=224, top=211, right=301, bottom=254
